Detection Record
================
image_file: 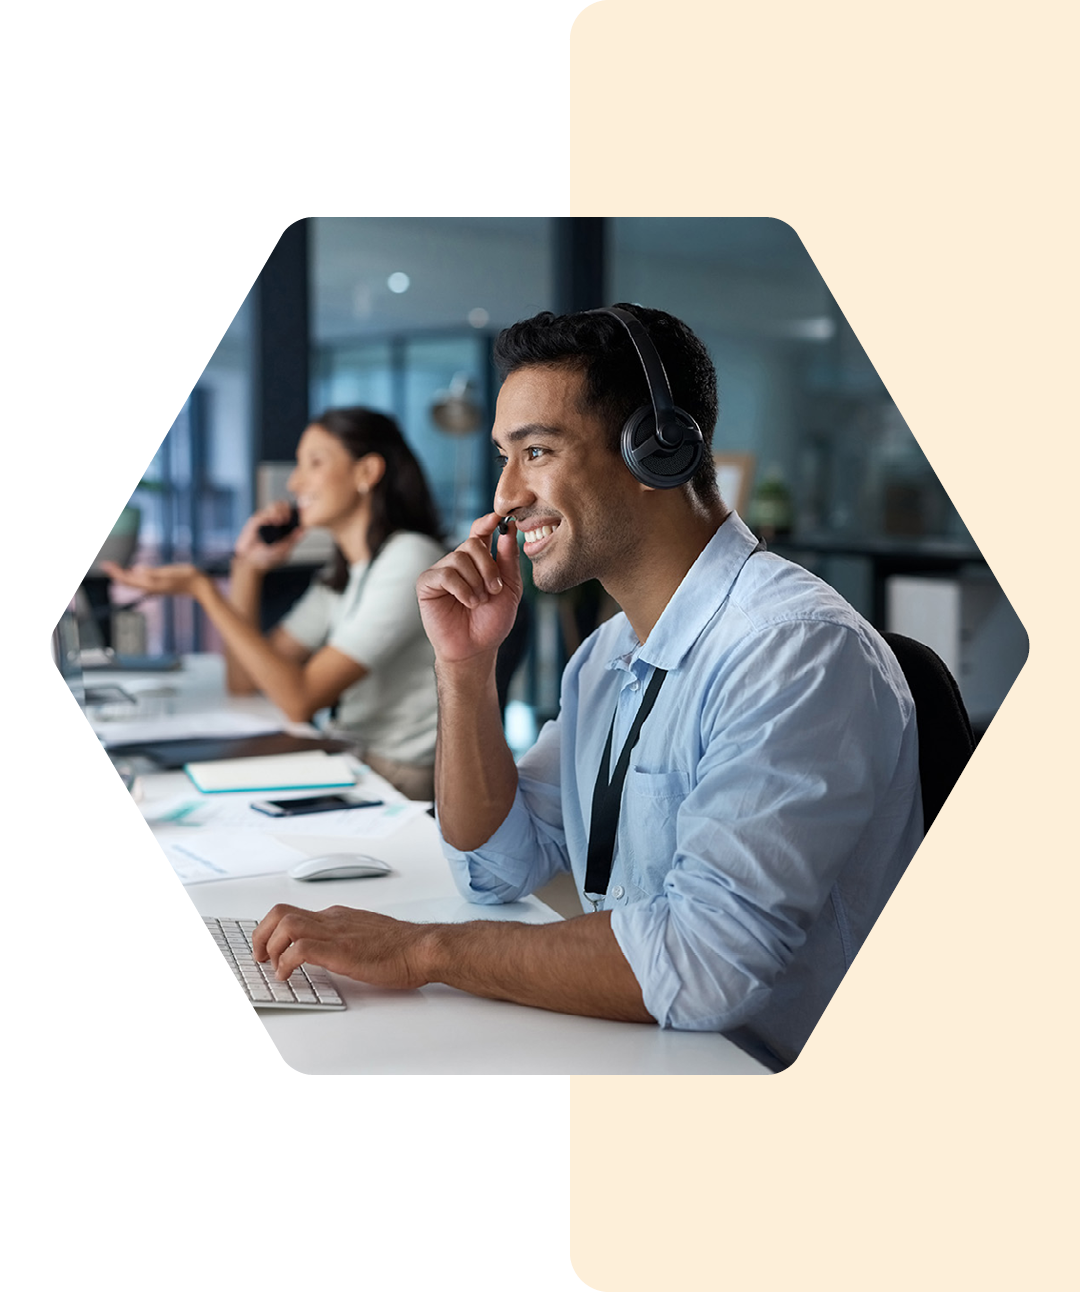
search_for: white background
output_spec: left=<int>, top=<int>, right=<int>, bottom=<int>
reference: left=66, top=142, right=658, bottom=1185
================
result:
left=3, top=4, right=588, bottom=1288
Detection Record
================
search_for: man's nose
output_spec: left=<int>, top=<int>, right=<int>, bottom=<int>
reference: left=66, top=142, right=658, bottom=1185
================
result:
left=493, top=459, right=533, bottom=519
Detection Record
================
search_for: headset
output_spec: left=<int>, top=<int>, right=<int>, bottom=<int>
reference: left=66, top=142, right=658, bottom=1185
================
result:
left=590, top=306, right=705, bottom=489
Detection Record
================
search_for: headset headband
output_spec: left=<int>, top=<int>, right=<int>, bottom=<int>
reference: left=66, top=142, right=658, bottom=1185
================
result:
left=591, top=306, right=682, bottom=447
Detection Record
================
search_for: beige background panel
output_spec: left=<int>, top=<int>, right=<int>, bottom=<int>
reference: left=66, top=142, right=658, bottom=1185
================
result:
left=568, top=2, right=1074, bottom=1289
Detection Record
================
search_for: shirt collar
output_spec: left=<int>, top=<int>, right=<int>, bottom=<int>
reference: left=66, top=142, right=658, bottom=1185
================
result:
left=615, top=510, right=760, bottom=672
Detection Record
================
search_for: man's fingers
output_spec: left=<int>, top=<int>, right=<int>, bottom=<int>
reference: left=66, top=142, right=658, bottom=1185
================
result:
left=464, top=513, right=521, bottom=593
left=468, top=511, right=503, bottom=541
left=264, top=911, right=315, bottom=966
left=254, top=906, right=340, bottom=975
left=249, top=904, right=430, bottom=990
left=419, top=551, right=495, bottom=606
left=457, top=531, right=508, bottom=595
left=252, top=903, right=296, bottom=961
left=274, top=938, right=327, bottom=981
left=417, top=566, right=482, bottom=609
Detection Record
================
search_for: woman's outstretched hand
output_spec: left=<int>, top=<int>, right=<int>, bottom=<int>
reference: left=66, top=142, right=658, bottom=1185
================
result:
left=100, top=561, right=207, bottom=597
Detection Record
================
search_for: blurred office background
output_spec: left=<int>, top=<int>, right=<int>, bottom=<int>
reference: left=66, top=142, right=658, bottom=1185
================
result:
left=86, top=217, right=1027, bottom=742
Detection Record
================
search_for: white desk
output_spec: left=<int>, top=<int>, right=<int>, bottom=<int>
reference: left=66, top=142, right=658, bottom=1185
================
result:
left=96, top=655, right=768, bottom=1076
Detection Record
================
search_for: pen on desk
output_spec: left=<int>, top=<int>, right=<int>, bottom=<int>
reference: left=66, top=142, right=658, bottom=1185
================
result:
left=158, top=802, right=202, bottom=825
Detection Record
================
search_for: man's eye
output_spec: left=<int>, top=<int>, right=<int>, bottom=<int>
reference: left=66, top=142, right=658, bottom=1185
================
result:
left=526, top=446, right=545, bottom=461
left=494, top=454, right=507, bottom=471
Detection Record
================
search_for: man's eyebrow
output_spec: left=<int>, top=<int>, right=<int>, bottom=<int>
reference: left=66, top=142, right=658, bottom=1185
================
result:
left=492, top=423, right=565, bottom=448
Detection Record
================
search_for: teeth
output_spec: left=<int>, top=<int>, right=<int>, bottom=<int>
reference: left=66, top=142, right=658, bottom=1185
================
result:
left=523, top=525, right=555, bottom=544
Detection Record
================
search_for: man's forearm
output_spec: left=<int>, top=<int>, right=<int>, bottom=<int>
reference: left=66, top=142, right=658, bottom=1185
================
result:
left=433, top=656, right=519, bottom=850
left=419, top=910, right=654, bottom=1023
left=256, top=901, right=654, bottom=1024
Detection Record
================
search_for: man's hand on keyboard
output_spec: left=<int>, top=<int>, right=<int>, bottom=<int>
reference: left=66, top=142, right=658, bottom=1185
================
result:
left=254, top=901, right=653, bottom=1022
left=252, top=904, right=431, bottom=990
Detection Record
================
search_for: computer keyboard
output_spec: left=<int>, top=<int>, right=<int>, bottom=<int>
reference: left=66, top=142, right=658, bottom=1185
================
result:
left=203, top=916, right=346, bottom=1010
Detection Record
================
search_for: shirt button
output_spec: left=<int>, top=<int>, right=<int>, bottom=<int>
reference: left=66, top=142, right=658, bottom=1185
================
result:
left=629, top=681, right=639, bottom=692
left=611, top=884, right=625, bottom=900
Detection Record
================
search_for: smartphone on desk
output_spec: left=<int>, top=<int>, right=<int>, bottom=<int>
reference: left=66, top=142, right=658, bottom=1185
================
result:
left=251, top=793, right=384, bottom=817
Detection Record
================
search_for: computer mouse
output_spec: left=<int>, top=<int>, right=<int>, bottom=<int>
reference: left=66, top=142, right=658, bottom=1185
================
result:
left=288, top=853, right=392, bottom=881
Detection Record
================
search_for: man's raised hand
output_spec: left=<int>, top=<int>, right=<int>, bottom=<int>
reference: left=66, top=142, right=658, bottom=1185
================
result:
left=415, top=513, right=521, bottom=666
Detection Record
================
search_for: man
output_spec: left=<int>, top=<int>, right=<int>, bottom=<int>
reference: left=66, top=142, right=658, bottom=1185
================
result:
left=254, top=304, right=923, bottom=1069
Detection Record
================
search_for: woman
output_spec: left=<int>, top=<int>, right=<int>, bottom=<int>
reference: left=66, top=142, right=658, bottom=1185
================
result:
left=105, top=407, right=445, bottom=799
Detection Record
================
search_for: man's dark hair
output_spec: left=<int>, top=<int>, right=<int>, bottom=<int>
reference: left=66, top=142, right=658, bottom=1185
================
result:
left=492, top=303, right=720, bottom=501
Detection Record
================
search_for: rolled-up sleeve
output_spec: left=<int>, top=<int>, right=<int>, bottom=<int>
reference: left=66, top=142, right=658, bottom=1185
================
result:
left=441, top=715, right=573, bottom=903
left=610, top=619, right=917, bottom=1031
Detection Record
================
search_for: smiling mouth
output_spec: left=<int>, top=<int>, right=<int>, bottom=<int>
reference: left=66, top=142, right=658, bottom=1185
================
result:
left=519, top=521, right=560, bottom=556
left=521, top=523, right=557, bottom=543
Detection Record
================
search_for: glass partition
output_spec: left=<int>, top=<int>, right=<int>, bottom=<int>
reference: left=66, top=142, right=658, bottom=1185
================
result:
left=312, top=330, right=496, bottom=544
left=610, top=216, right=969, bottom=545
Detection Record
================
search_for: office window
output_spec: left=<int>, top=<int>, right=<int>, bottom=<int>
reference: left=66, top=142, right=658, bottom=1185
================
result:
left=310, top=217, right=552, bottom=340
left=310, top=217, right=553, bottom=542
left=106, top=296, right=253, bottom=654
left=610, top=216, right=966, bottom=544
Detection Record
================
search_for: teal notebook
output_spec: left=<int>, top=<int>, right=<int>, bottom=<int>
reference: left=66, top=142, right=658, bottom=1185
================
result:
left=183, top=750, right=357, bottom=794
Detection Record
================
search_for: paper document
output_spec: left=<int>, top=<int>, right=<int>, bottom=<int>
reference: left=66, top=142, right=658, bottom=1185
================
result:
left=157, top=829, right=306, bottom=885
left=94, top=710, right=283, bottom=747
left=184, top=750, right=357, bottom=793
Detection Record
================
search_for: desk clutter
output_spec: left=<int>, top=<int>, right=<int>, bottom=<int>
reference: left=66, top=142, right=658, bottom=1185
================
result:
left=129, top=733, right=429, bottom=885
left=75, top=656, right=429, bottom=885
left=144, top=760, right=428, bottom=884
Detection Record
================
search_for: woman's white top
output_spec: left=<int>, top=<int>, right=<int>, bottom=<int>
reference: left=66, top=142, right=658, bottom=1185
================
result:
left=278, top=531, right=444, bottom=766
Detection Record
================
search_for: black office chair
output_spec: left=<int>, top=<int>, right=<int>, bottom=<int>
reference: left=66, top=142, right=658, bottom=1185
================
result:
left=882, top=631, right=976, bottom=832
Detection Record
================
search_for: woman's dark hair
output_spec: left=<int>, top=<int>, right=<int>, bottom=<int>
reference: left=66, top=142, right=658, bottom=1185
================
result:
left=492, top=303, right=720, bottom=502
left=312, top=407, right=444, bottom=591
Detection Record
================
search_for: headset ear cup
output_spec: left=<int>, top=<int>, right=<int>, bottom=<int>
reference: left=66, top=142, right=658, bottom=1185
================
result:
left=621, top=406, right=704, bottom=488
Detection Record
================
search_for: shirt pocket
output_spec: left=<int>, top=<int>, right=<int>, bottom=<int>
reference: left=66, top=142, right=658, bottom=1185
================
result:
left=617, top=767, right=692, bottom=897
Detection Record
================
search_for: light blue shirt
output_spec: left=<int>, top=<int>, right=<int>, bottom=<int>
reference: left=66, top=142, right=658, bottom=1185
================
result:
left=442, top=513, right=923, bottom=1064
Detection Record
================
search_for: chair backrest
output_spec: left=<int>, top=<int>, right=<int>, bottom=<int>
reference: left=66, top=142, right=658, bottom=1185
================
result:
left=882, top=631, right=976, bottom=833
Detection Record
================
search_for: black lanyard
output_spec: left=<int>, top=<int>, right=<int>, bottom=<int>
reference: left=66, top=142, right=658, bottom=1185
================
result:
left=582, top=537, right=765, bottom=902
left=584, top=666, right=668, bottom=899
